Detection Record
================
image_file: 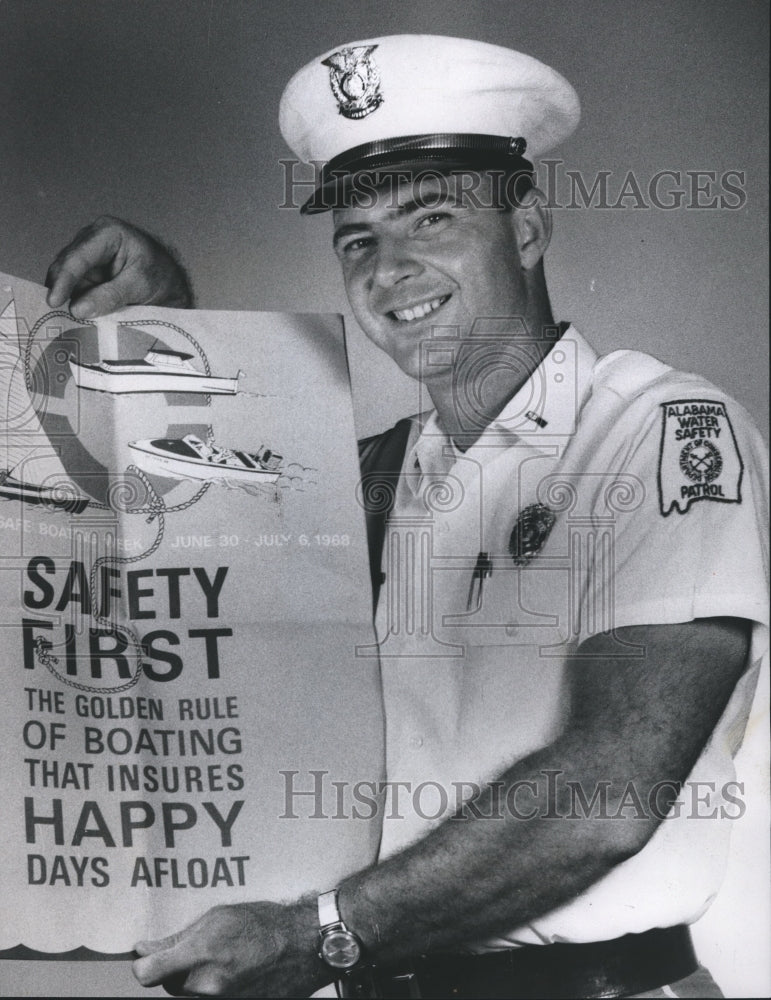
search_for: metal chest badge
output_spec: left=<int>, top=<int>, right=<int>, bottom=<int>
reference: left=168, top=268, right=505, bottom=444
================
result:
left=322, top=45, right=383, bottom=119
left=508, top=504, right=556, bottom=567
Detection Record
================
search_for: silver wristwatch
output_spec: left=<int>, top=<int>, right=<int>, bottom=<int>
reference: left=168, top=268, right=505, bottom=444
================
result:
left=318, top=889, right=364, bottom=971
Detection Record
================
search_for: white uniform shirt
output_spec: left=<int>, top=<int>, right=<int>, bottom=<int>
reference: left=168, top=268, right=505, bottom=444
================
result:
left=373, top=328, right=768, bottom=946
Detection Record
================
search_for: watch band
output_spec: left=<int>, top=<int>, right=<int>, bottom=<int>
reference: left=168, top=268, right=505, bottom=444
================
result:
left=317, top=888, right=365, bottom=972
left=318, top=889, right=342, bottom=930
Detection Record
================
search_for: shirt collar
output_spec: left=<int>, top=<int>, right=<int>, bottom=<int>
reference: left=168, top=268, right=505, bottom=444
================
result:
left=406, top=326, right=598, bottom=482
left=405, top=410, right=456, bottom=492
left=486, top=325, right=597, bottom=452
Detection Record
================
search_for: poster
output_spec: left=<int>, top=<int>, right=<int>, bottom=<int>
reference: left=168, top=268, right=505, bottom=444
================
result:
left=0, top=273, right=384, bottom=955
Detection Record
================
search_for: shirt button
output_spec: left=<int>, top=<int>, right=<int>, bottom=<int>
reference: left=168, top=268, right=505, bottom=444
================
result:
left=409, top=736, right=424, bottom=748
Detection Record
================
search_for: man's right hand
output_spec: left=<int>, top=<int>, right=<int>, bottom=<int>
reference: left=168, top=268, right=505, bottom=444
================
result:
left=46, top=216, right=193, bottom=320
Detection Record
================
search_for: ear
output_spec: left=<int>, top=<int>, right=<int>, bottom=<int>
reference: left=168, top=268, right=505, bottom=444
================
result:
left=510, top=187, right=552, bottom=269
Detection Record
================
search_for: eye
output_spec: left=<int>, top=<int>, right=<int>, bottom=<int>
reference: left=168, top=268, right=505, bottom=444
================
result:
left=337, top=235, right=374, bottom=257
left=415, top=212, right=451, bottom=232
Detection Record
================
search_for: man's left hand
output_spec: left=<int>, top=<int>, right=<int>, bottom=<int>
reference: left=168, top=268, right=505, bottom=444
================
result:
left=132, top=899, right=330, bottom=998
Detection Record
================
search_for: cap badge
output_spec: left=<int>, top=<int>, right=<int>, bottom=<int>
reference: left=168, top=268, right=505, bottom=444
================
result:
left=321, top=45, right=383, bottom=120
left=508, top=504, right=556, bottom=567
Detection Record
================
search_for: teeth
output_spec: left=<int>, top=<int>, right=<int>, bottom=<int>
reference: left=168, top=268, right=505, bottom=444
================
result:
left=392, top=296, right=447, bottom=322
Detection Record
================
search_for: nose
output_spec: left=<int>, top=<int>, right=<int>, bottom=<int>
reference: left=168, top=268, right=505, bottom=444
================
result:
left=371, top=236, right=423, bottom=290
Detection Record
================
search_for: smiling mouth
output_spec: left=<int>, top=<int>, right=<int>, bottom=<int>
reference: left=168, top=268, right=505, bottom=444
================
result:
left=389, top=295, right=451, bottom=323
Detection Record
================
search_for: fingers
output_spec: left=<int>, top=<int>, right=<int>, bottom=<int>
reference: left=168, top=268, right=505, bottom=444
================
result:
left=161, top=972, right=195, bottom=996
left=133, top=949, right=224, bottom=997
left=131, top=903, right=300, bottom=996
left=65, top=260, right=152, bottom=320
left=133, top=935, right=198, bottom=988
left=45, top=217, right=124, bottom=314
left=45, top=216, right=194, bottom=319
left=134, top=934, right=178, bottom=957
left=132, top=909, right=251, bottom=996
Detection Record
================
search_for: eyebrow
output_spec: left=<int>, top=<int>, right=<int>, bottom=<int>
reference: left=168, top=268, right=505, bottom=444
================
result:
left=332, top=191, right=466, bottom=249
left=397, top=191, right=466, bottom=216
left=332, top=223, right=370, bottom=250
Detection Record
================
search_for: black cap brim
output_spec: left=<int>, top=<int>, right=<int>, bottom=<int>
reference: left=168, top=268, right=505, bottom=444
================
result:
left=300, top=133, right=533, bottom=214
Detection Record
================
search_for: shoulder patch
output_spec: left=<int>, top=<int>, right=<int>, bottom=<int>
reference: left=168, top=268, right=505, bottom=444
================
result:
left=658, top=399, right=743, bottom=515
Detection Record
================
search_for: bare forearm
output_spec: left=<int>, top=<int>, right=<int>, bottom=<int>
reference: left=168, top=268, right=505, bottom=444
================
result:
left=336, top=619, right=750, bottom=966
left=131, top=623, right=749, bottom=996
left=338, top=734, right=661, bottom=964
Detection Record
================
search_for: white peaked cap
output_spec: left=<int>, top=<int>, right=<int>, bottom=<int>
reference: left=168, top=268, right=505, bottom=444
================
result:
left=279, top=34, right=580, bottom=212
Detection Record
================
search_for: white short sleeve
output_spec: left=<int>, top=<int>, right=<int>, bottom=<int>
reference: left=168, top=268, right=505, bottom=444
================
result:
left=577, top=391, right=769, bottom=645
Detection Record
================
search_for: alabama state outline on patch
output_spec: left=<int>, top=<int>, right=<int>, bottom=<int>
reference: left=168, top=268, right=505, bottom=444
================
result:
left=658, top=399, right=743, bottom=515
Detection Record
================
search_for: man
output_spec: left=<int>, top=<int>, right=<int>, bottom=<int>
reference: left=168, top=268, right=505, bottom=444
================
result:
left=45, top=35, right=767, bottom=999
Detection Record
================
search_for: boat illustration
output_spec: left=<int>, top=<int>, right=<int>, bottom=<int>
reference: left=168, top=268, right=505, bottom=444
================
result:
left=0, top=468, right=89, bottom=512
left=69, top=349, right=241, bottom=394
left=128, top=434, right=283, bottom=484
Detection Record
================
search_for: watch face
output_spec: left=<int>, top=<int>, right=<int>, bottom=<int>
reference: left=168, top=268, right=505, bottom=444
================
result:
left=320, top=928, right=362, bottom=969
